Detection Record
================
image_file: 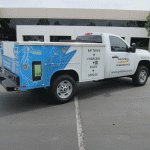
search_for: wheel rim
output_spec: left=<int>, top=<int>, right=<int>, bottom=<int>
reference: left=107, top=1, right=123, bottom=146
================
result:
left=139, top=70, right=147, bottom=83
left=57, top=80, right=73, bottom=99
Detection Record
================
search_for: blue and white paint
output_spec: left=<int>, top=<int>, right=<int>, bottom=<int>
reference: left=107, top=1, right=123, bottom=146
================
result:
left=16, top=45, right=77, bottom=90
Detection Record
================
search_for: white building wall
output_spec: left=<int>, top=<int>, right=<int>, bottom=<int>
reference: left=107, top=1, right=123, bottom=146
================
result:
left=17, top=25, right=149, bottom=49
left=0, top=8, right=149, bottom=21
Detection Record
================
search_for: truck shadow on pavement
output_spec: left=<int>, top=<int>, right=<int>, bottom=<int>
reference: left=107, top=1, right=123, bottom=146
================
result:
left=0, top=77, right=137, bottom=117
left=0, top=88, right=55, bottom=118
left=77, top=77, right=136, bottom=100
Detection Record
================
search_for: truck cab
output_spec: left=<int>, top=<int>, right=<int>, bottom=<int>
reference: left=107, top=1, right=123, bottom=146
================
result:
left=102, top=33, right=137, bottom=78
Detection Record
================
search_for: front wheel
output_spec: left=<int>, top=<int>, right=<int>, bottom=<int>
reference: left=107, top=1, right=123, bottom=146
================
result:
left=132, top=66, right=149, bottom=86
left=51, top=75, right=77, bottom=103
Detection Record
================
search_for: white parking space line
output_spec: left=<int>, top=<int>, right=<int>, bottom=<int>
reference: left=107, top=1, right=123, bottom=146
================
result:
left=75, top=96, right=86, bottom=150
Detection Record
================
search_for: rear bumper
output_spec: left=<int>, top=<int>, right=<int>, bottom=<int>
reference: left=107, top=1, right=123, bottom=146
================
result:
left=0, top=67, right=20, bottom=91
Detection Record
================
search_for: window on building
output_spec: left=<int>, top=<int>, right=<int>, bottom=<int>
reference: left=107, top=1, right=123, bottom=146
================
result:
left=23, top=35, right=44, bottom=42
left=50, top=36, right=71, bottom=42
left=0, top=18, right=147, bottom=42
left=130, top=38, right=149, bottom=50
left=110, top=36, right=128, bottom=52
left=2, top=18, right=146, bottom=28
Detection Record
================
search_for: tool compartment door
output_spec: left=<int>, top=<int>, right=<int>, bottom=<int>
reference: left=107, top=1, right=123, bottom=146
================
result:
left=81, top=46, right=105, bottom=81
left=19, top=45, right=43, bottom=90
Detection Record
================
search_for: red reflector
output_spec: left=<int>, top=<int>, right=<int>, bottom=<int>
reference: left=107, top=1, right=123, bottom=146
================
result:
left=85, top=33, right=93, bottom=35
left=15, top=87, right=20, bottom=91
left=22, top=85, right=26, bottom=88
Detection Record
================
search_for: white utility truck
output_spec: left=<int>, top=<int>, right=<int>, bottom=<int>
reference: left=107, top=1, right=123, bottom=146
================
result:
left=0, top=33, right=150, bottom=103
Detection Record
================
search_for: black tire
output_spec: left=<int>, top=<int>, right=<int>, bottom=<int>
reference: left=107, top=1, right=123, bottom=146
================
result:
left=51, top=75, right=77, bottom=103
left=132, top=66, right=149, bottom=86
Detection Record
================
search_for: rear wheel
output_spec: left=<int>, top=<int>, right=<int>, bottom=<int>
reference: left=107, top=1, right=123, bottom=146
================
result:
left=132, top=66, right=149, bottom=86
left=51, top=75, right=77, bottom=103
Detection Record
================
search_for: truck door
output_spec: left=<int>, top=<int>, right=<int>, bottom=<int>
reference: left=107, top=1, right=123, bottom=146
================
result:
left=109, top=36, right=135, bottom=77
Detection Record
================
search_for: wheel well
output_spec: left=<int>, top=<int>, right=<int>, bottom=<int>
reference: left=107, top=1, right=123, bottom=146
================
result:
left=138, top=60, right=150, bottom=75
left=50, top=70, right=79, bottom=85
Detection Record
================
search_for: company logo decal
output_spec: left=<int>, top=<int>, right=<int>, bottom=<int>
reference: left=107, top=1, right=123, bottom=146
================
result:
left=118, top=60, right=129, bottom=63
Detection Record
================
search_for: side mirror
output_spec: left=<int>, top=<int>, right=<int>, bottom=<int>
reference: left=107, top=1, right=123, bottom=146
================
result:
left=128, top=43, right=136, bottom=53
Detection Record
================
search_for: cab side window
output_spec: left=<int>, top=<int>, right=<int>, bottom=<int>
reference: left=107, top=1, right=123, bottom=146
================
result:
left=110, top=36, right=128, bottom=52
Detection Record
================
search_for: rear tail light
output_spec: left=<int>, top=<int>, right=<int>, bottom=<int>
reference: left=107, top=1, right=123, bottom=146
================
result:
left=14, top=87, right=20, bottom=91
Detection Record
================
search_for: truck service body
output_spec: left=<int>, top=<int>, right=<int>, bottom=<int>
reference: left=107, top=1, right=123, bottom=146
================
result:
left=0, top=33, right=150, bottom=103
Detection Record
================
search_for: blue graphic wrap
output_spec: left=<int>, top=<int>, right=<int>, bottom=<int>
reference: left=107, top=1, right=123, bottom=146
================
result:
left=2, top=43, right=19, bottom=75
left=42, top=46, right=77, bottom=87
left=14, top=44, right=20, bottom=76
left=1, top=43, right=3, bottom=55
left=19, top=45, right=76, bottom=90
left=2, top=55, right=14, bottom=72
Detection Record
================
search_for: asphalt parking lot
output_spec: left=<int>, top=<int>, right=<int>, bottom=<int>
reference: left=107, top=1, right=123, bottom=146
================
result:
left=0, top=77, right=150, bottom=150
